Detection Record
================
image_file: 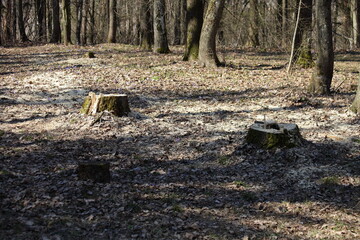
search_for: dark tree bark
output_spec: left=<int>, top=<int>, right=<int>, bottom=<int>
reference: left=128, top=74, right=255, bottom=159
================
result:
left=248, top=0, right=259, bottom=47
left=81, top=0, right=88, bottom=45
left=183, top=0, right=204, bottom=61
left=61, top=0, right=72, bottom=45
left=50, top=0, right=61, bottom=43
left=351, top=0, right=360, bottom=48
left=198, top=0, right=225, bottom=67
left=76, top=0, right=84, bottom=45
left=173, top=0, right=181, bottom=45
left=180, top=0, right=187, bottom=45
left=36, top=0, right=46, bottom=41
left=140, top=0, right=152, bottom=50
left=107, top=0, right=116, bottom=43
left=282, top=0, right=288, bottom=47
left=17, top=0, right=29, bottom=42
left=5, top=0, right=12, bottom=42
left=350, top=78, right=360, bottom=113
left=0, top=1, right=2, bottom=45
left=153, top=0, right=170, bottom=53
left=309, top=0, right=334, bottom=94
left=89, top=0, right=95, bottom=44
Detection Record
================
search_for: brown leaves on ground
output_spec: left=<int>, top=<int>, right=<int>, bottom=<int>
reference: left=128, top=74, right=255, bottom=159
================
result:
left=0, top=44, right=359, bottom=239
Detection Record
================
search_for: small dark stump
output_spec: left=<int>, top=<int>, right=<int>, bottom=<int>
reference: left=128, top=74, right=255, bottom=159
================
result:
left=246, top=121, right=304, bottom=149
left=77, top=162, right=110, bottom=183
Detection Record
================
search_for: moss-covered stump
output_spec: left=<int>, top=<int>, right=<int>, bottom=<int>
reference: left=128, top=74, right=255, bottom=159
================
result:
left=77, top=162, right=110, bottom=183
left=246, top=121, right=304, bottom=149
left=80, top=92, right=131, bottom=116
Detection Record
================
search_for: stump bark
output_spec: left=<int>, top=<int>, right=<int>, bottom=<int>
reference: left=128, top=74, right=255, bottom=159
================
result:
left=77, top=162, right=110, bottom=183
left=80, top=92, right=131, bottom=116
left=246, top=121, right=304, bottom=149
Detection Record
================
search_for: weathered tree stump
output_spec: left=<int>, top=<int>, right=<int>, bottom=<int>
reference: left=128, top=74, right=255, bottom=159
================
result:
left=246, top=121, right=304, bottom=149
left=84, top=52, right=95, bottom=58
left=350, top=78, right=360, bottom=114
left=80, top=92, right=131, bottom=116
left=77, top=162, right=111, bottom=183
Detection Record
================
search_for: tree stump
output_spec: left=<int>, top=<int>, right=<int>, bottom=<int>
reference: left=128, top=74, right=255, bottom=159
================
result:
left=246, top=121, right=304, bottom=149
left=77, top=162, right=111, bottom=183
left=80, top=92, right=131, bottom=116
left=350, top=78, right=360, bottom=114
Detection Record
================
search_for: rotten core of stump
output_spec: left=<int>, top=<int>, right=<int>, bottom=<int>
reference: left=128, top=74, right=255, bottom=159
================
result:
left=77, top=162, right=111, bottom=183
left=80, top=92, right=131, bottom=117
left=246, top=121, right=304, bottom=149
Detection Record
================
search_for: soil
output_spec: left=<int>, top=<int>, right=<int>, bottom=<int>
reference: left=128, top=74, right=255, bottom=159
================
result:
left=0, top=44, right=359, bottom=240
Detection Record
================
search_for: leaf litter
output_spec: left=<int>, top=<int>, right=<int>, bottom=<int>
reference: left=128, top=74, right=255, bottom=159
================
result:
left=0, top=44, right=359, bottom=239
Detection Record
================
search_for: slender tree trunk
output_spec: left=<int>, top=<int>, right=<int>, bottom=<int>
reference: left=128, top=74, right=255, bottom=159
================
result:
left=36, top=0, right=46, bottom=41
left=282, top=0, right=288, bottom=47
left=140, top=0, right=152, bottom=50
left=351, top=0, right=360, bottom=48
left=18, top=0, right=29, bottom=42
left=50, top=0, right=61, bottom=43
left=198, top=0, right=225, bottom=67
left=61, top=0, right=72, bottom=45
left=309, top=0, right=334, bottom=95
left=153, top=0, right=170, bottom=53
left=89, top=0, right=95, bottom=44
left=248, top=0, right=259, bottom=47
left=173, top=0, right=181, bottom=45
left=132, top=1, right=140, bottom=45
left=180, top=0, right=187, bottom=45
left=0, top=2, right=2, bottom=45
left=81, top=0, right=88, bottom=45
left=76, top=0, right=83, bottom=45
left=5, top=0, right=12, bottom=43
left=107, top=0, right=117, bottom=43
left=183, top=0, right=204, bottom=61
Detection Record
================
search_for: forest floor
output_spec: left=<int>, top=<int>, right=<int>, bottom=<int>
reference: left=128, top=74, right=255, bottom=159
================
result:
left=0, top=44, right=359, bottom=240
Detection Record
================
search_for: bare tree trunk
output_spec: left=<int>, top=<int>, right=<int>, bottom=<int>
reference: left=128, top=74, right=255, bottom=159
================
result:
left=5, top=0, right=12, bottom=43
left=76, top=0, right=84, bottom=45
left=61, top=0, right=72, bottom=45
left=0, top=1, right=2, bottom=45
left=282, top=0, right=288, bottom=47
left=81, top=0, right=88, bottom=45
left=153, top=0, right=170, bottom=53
left=180, top=0, right=187, bottom=45
left=173, top=0, right=181, bottom=45
left=36, top=0, right=46, bottom=41
left=248, top=0, right=259, bottom=47
left=183, top=0, right=204, bottom=61
left=198, top=0, right=225, bottom=67
left=132, top=1, right=140, bottom=45
left=140, top=0, right=152, bottom=50
left=309, top=0, right=334, bottom=95
left=351, top=0, right=360, bottom=48
left=18, top=0, right=29, bottom=42
left=107, top=0, right=117, bottom=43
left=50, top=0, right=61, bottom=43
left=89, top=0, right=95, bottom=44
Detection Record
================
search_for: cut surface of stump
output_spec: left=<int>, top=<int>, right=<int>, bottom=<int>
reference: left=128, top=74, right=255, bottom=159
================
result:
left=246, top=121, right=304, bottom=149
left=80, top=92, right=131, bottom=116
left=77, top=162, right=110, bottom=183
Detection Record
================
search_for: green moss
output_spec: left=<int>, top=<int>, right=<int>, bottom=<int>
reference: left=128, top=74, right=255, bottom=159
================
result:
left=320, top=176, right=341, bottom=185
left=155, top=48, right=170, bottom=54
left=80, top=96, right=92, bottom=114
left=0, top=130, right=5, bottom=137
left=85, top=51, right=95, bottom=58
left=296, top=46, right=314, bottom=68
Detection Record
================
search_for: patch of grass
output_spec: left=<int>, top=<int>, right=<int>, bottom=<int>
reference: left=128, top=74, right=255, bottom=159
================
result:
left=0, top=130, right=5, bottom=137
left=351, top=138, right=360, bottom=143
left=320, top=176, right=341, bottom=185
left=171, top=204, right=184, bottom=213
left=233, top=181, right=248, bottom=187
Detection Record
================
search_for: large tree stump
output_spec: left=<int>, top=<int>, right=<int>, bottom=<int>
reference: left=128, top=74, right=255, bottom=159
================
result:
left=80, top=92, right=131, bottom=116
left=246, top=121, right=304, bottom=149
left=77, top=162, right=111, bottom=183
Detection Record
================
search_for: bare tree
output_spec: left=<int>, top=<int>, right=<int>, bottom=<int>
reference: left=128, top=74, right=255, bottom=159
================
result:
left=107, top=0, right=117, bottom=43
left=248, top=0, right=259, bottom=47
left=50, top=0, right=61, bottom=43
left=153, top=0, right=170, bottom=53
left=183, top=0, right=204, bottom=61
left=309, top=0, right=334, bottom=94
left=350, top=0, right=360, bottom=48
left=61, top=0, right=71, bottom=45
left=140, top=0, right=152, bottom=50
left=76, top=0, right=84, bottom=45
left=198, top=0, right=225, bottom=67
left=17, top=0, right=29, bottom=42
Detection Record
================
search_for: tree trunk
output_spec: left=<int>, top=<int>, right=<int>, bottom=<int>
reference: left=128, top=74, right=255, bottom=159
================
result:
left=17, top=0, right=29, bottom=42
left=107, top=0, right=117, bottom=43
left=198, top=0, right=225, bottom=67
left=351, top=0, right=360, bottom=48
left=350, top=78, right=360, bottom=113
left=282, top=0, right=288, bottom=47
left=180, top=0, right=187, bottom=45
left=173, top=0, right=181, bottom=45
left=153, top=0, right=170, bottom=53
left=76, top=0, right=83, bottom=45
left=140, top=0, right=152, bottom=50
left=309, top=0, right=334, bottom=95
left=183, top=0, right=204, bottom=61
left=50, top=0, right=61, bottom=43
left=61, top=0, right=72, bottom=45
left=5, top=0, right=12, bottom=43
left=89, top=0, right=95, bottom=44
left=289, top=0, right=313, bottom=69
left=36, top=0, right=46, bottom=41
left=0, top=2, right=2, bottom=45
left=248, top=0, right=259, bottom=47
left=81, top=0, right=88, bottom=45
